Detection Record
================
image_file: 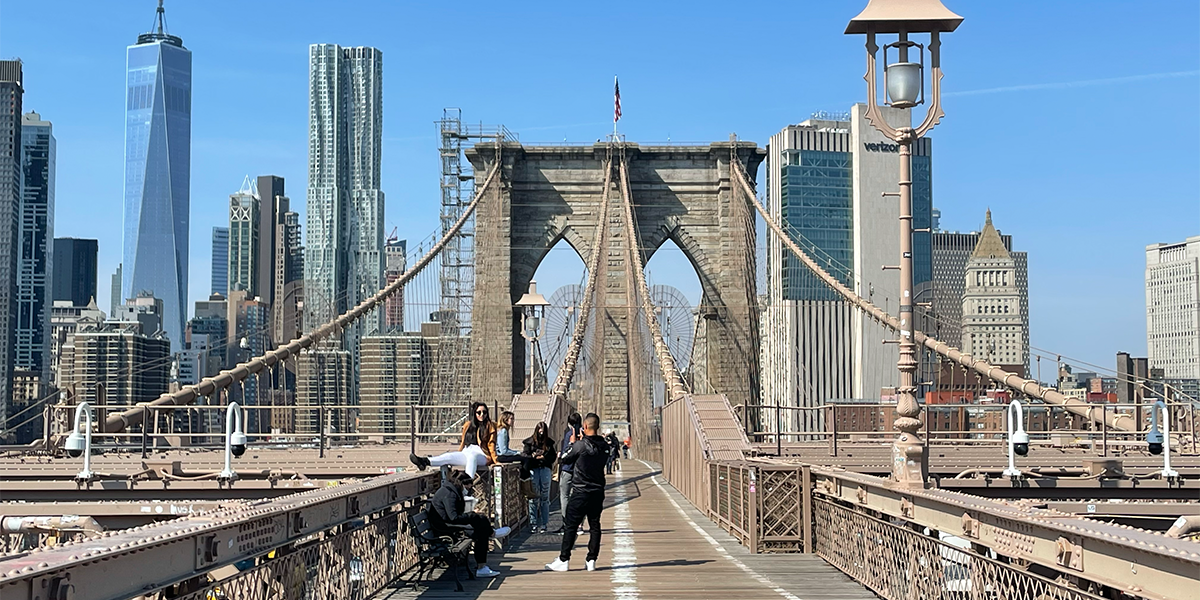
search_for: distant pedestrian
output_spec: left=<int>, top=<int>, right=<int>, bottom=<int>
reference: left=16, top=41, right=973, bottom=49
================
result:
left=427, top=470, right=511, bottom=578
left=522, top=421, right=556, bottom=533
left=604, top=431, right=621, bottom=474
left=546, top=413, right=609, bottom=572
left=552, top=412, right=583, bottom=534
left=623, top=436, right=630, bottom=459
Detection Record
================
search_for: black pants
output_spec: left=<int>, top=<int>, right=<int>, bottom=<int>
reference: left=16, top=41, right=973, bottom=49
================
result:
left=453, top=513, right=494, bottom=565
left=559, top=489, right=604, bottom=562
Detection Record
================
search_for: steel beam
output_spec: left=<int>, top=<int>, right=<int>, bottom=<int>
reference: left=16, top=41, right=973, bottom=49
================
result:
left=0, top=471, right=436, bottom=600
left=811, top=467, right=1200, bottom=600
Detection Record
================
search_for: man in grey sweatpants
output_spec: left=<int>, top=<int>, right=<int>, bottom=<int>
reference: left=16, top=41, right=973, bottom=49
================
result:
left=553, top=412, right=582, bottom=534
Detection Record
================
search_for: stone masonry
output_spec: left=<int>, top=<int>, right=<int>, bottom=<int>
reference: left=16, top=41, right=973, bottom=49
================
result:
left=468, top=142, right=765, bottom=426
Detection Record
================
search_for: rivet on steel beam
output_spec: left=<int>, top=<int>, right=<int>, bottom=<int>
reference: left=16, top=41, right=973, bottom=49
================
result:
left=37, top=562, right=48, bottom=568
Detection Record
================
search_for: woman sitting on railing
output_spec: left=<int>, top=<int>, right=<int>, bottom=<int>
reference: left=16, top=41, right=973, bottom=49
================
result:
left=410, top=402, right=498, bottom=478
left=494, top=410, right=531, bottom=476
left=522, top=421, right=556, bottom=534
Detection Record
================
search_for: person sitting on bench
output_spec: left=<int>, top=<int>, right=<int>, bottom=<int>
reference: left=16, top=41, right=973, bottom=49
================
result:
left=427, top=469, right=511, bottom=578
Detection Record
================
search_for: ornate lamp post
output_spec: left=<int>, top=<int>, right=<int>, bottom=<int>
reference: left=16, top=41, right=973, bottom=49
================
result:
left=847, top=0, right=962, bottom=488
left=516, top=281, right=551, bottom=393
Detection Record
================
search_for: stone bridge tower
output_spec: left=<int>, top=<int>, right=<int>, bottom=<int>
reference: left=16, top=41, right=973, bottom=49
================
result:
left=469, top=142, right=765, bottom=428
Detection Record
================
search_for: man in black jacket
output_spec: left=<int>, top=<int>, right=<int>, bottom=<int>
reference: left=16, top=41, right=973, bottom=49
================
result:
left=545, top=413, right=609, bottom=572
left=428, top=470, right=511, bottom=578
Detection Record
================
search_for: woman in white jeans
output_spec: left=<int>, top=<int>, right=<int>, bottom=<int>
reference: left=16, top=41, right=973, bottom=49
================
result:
left=410, top=402, right=498, bottom=478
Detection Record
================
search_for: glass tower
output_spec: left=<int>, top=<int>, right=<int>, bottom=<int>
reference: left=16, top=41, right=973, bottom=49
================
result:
left=306, top=44, right=384, bottom=349
left=16, top=112, right=54, bottom=381
left=122, top=3, right=190, bottom=350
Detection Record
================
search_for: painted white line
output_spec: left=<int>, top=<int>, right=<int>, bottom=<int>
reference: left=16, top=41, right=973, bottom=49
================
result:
left=610, top=470, right=639, bottom=599
left=638, top=461, right=805, bottom=600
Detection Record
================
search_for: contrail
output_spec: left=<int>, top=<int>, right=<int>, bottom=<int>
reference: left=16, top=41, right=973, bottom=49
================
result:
left=945, top=70, right=1199, bottom=97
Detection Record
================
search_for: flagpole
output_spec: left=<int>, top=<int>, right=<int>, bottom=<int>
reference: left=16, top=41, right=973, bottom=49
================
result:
left=613, top=75, right=619, bottom=139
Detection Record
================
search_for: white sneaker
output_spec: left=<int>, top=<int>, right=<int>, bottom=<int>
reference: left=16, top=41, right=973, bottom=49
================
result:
left=476, top=566, right=500, bottom=578
left=586, top=560, right=596, bottom=572
left=492, top=526, right=511, bottom=539
left=545, top=558, right=569, bottom=572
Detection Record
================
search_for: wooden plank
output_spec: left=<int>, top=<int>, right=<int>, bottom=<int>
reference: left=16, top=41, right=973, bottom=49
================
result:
left=375, top=461, right=875, bottom=599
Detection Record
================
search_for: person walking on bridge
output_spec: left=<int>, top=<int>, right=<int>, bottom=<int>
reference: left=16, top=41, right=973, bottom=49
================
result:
left=546, top=413, right=608, bottom=572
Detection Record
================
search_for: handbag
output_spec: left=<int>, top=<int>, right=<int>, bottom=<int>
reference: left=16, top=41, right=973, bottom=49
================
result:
left=520, top=476, right=539, bottom=499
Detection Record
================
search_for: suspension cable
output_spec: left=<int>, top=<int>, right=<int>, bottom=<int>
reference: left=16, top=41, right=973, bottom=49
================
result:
left=102, top=158, right=504, bottom=434
left=729, top=158, right=1135, bottom=433
left=617, top=150, right=687, bottom=402
left=550, top=158, right=613, bottom=397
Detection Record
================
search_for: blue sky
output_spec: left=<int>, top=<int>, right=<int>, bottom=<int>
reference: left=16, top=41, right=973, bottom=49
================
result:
left=1, top=0, right=1196, bottom=374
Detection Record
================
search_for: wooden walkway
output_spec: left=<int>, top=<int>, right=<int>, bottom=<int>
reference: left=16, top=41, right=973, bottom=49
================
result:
left=377, top=461, right=876, bottom=599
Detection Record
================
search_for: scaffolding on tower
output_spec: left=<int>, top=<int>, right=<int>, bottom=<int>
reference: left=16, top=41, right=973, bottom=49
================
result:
left=426, top=109, right=515, bottom=435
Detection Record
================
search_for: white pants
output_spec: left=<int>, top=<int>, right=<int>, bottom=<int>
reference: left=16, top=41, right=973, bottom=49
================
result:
left=429, top=444, right=488, bottom=478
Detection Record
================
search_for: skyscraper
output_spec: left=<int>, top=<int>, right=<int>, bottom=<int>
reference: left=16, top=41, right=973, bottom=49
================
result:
left=929, top=225, right=1028, bottom=374
left=256, top=175, right=285, bottom=305
left=15, top=111, right=54, bottom=384
left=122, top=2, right=191, bottom=351
left=53, top=238, right=98, bottom=306
left=110, top=263, right=123, bottom=316
left=273, top=208, right=304, bottom=346
left=1146, top=236, right=1200, bottom=380
left=210, top=226, right=228, bottom=295
left=306, top=44, right=384, bottom=350
left=384, top=238, right=406, bottom=332
left=227, top=180, right=259, bottom=296
left=760, top=106, right=933, bottom=434
left=961, top=211, right=1026, bottom=368
left=0, top=60, right=23, bottom=433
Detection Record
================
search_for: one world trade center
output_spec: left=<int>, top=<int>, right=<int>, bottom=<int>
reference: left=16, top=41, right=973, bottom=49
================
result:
left=123, top=1, right=190, bottom=350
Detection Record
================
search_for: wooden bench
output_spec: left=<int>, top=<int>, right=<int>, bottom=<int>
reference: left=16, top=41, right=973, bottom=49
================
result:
left=407, top=509, right=476, bottom=591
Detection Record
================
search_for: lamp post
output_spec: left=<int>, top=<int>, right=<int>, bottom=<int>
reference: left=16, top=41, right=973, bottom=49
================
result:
left=847, top=0, right=962, bottom=488
left=516, top=281, right=551, bottom=393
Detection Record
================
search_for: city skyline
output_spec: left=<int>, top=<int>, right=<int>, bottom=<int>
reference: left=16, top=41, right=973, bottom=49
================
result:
left=0, top=1, right=1195, bottom=371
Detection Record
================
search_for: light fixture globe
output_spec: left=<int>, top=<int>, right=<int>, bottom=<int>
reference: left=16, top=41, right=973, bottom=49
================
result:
left=886, top=61, right=922, bottom=108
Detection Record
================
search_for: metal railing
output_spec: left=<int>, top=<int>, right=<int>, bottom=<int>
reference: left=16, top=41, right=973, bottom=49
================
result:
left=736, top=401, right=1199, bottom=457
left=813, top=495, right=1107, bottom=600
left=0, top=462, right=529, bottom=600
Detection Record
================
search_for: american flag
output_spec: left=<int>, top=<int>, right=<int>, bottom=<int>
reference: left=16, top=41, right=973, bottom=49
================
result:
left=614, top=77, right=622, bottom=123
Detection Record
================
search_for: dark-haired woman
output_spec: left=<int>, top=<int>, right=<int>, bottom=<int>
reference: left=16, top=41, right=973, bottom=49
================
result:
left=410, top=402, right=498, bottom=478
left=522, top=421, right=556, bottom=533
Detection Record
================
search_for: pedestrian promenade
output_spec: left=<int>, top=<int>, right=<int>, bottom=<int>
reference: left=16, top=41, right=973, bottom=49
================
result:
left=378, top=461, right=874, bottom=599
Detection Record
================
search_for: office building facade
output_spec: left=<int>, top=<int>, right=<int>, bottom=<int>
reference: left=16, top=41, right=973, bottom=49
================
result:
left=15, top=111, right=54, bottom=384
left=306, top=44, right=384, bottom=349
left=760, top=105, right=933, bottom=434
left=1146, top=236, right=1200, bottom=380
left=227, top=183, right=259, bottom=296
left=296, top=348, right=353, bottom=436
left=360, top=333, right=425, bottom=436
left=0, top=60, right=23, bottom=432
left=383, top=238, right=406, bottom=332
left=960, top=211, right=1026, bottom=367
left=122, top=5, right=191, bottom=350
left=273, top=209, right=303, bottom=345
left=109, top=264, right=122, bottom=316
left=58, top=321, right=170, bottom=407
left=210, top=226, right=228, bottom=295
left=256, top=175, right=285, bottom=308
left=929, top=227, right=1028, bottom=369
left=53, top=238, right=98, bottom=306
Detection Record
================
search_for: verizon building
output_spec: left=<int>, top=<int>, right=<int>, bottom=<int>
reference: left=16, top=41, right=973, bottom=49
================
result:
left=761, top=105, right=933, bottom=434
left=1146, top=236, right=1200, bottom=380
